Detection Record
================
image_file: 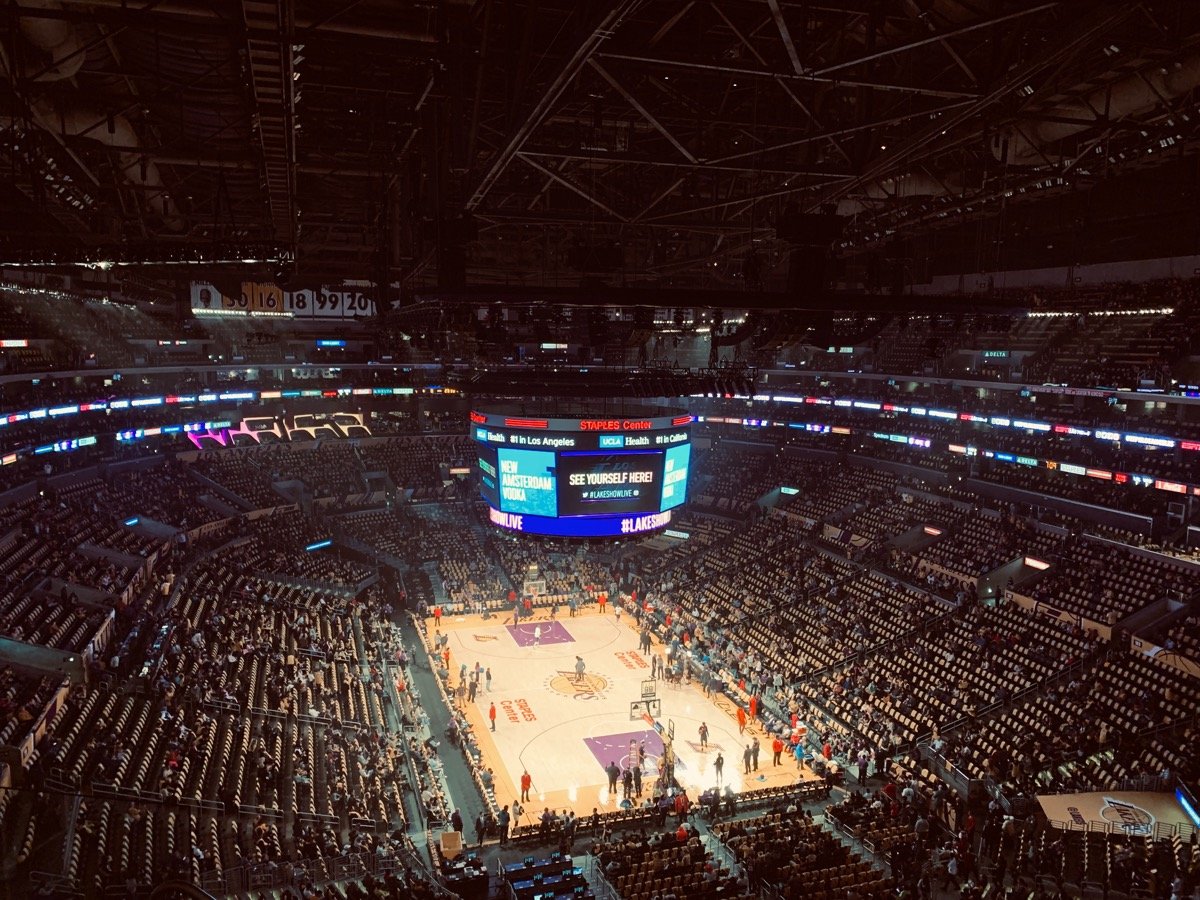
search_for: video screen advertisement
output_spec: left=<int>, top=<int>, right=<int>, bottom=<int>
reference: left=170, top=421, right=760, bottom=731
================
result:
left=472, top=410, right=692, bottom=537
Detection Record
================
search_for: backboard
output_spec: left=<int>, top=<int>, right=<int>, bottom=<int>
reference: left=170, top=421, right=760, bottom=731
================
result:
left=629, top=699, right=663, bottom=720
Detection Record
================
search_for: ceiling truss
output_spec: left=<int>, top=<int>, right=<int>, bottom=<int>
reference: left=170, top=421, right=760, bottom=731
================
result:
left=1, top=0, right=1199, bottom=290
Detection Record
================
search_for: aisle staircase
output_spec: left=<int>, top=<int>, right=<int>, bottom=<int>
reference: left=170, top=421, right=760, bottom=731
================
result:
left=422, top=562, right=448, bottom=606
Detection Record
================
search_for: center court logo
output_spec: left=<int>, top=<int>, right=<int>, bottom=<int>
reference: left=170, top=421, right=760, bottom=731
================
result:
left=1099, top=797, right=1155, bottom=835
left=546, top=671, right=610, bottom=700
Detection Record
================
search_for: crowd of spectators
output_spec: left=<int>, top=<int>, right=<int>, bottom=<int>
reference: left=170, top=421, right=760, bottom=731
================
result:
left=216, top=511, right=373, bottom=588
left=26, top=548, right=419, bottom=895
left=915, top=512, right=1056, bottom=579
left=262, top=444, right=368, bottom=500
left=67, top=461, right=224, bottom=531
left=0, top=487, right=165, bottom=674
left=0, top=405, right=1197, bottom=898
left=833, top=489, right=948, bottom=555
left=714, top=808, right=893, bottom=897
left=337, top=510, right=421, bottom=563
left=414, top=504, right=507, bottom=611
left=804, top=276, right=1200, bottom=390
left=357, top=435, right=475, bottom=500
left=193, top=451, right=284, bottom=509
left=1163, top=612, right=1200, bottom=659
left=951, top=649, right=1199, bottom=797
left=593, top=824, right=754, bottom=900
left=778, top=464, right=897, bottom=523
left=1029, top=535, right=1194, bottom=623
left=0, top=664, right=62, bottom=748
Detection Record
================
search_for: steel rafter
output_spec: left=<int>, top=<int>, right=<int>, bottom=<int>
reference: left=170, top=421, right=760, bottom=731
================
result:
left=823, top=6, right=1141, bottom=228
left=706, top=2, right=853, bottom=166
left=515, top=153, right=629, bottom=222
left=586, top=59, right=697, bottom=163
left=242, top=0, right=296, bottom=241
left=8, top=0, right=1200, bottom=289
left=641, top=177, right=850, bottom=222
left=766, top=0, right=804, bottom=75
left=709, top=100, right=977, bottom=165
left=49, top=0, right=436, bottom=41
left=517, top=150, right=848, bottom=179
left=465, top=0, right=648, bottom=211
left=810, top=2, right=1060, bottom=77
left=596, top=53, right=982, bottom=99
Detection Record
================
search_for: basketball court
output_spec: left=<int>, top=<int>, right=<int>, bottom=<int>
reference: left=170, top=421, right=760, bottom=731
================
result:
left=425, top=606, right=815, bottom=830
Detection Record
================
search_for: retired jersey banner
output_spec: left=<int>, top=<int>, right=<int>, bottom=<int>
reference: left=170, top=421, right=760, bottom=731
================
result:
left=190, top=281, right=375, bottom=319
left=1037, top=791, right=1196, bottom=838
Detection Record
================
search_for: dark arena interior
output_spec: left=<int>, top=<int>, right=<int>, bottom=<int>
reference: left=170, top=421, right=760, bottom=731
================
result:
left=3, top=1, right=1200, bottom=899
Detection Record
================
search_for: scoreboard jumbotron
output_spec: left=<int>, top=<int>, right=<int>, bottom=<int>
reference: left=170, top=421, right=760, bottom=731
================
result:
left=471, top=409, right=692, bottom=537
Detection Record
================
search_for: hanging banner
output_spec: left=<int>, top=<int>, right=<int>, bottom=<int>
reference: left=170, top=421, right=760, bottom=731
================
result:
left=190, top=282, right=375, bottom=319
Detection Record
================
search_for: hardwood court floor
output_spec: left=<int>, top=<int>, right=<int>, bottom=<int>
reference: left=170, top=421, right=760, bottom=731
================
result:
left=427, top=606, right=817, bottom=831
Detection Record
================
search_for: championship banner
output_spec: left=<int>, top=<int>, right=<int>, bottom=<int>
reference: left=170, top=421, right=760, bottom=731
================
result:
left=1037, top=791, right=1197, bottom=837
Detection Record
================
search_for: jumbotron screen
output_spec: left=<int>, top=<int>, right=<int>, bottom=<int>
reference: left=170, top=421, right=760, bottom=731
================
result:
left=472, top=409, right=692, bottom=537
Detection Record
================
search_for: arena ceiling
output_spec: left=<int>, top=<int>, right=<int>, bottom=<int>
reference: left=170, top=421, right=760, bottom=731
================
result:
left=3, top=0, right=1200, bottom=296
